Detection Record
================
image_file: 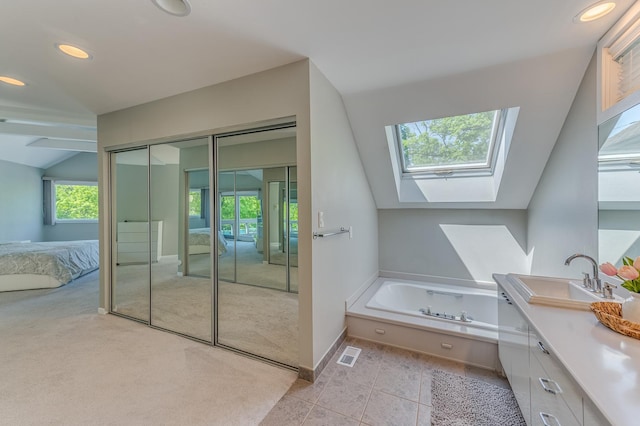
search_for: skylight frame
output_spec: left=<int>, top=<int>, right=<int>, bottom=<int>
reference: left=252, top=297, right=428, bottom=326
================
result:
left=395, top=109, right=507, bottom=179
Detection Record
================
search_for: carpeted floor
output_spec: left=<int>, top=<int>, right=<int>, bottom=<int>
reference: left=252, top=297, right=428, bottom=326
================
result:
left=431, top=369, right=526, bottom=426
left=0, top=271, right=297, bottom=425
left=112, top=255, right=299, bottom=366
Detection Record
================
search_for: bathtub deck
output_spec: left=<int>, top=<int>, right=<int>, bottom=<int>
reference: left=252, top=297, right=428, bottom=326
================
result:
left=346, top=278, right=499, bottom=371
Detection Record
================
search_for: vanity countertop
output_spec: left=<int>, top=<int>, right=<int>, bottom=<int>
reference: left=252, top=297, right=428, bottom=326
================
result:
left=494, top=274, right=640, bottom=426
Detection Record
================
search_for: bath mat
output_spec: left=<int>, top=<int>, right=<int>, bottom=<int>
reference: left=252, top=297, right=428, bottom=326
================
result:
left=431, top=370, right=526, bottom=426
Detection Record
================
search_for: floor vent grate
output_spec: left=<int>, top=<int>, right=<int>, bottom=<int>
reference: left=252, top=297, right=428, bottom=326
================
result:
left=336, top=346, right=361, bottom=367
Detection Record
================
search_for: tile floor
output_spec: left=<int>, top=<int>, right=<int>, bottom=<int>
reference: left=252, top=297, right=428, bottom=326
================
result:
left=260, top=337, right=511, bottom=426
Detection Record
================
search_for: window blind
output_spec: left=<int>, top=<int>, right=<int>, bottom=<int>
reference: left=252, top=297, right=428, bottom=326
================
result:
left=615, top=41, right=640, bottom=101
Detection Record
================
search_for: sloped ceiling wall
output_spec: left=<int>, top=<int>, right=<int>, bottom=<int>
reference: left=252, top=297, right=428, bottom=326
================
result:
left=344, top=47, right=594, bottom=209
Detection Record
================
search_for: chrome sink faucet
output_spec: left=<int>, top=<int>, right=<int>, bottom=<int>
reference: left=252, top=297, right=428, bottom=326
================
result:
left=564, top=254, right=602, bottom=292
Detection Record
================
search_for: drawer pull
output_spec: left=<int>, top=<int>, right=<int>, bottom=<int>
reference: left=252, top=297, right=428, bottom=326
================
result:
left=539, top=377, right=563, bottom=395
left=537, top=341, right=550, bottom=355
left=540, top=412, right=561, bottom=426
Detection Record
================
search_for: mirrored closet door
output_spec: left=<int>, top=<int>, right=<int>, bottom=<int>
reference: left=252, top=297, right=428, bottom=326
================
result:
left=110, top=124, right=298, bottom=368
left=215, top=126, right=299, bottom=367
left=149, top=139, right=212, bottom=342
left=111, top=148, right=150, bottom=322
left=110, top=139, right=213, bottom=342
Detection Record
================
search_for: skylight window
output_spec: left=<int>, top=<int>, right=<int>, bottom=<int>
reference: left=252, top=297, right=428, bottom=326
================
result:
left=395, top=109, right=505, bottom=177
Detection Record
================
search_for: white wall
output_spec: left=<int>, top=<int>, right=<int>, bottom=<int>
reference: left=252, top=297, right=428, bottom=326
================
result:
left=378, top=209, right=529, bottom=285
left=528, top=53, right=598, bottom=277
left=43, top=152, right=99, bottom=241
left=344, top=48, right=592, bottom=209
left=98, top=60, right=314, bottom=369
left=151, top=163, right=180, bottom=256
left=309, top=62, right=379, bottom=367
left=44, top=152, right=97, bottom=180
left=0, top=159, right=44, bottom=242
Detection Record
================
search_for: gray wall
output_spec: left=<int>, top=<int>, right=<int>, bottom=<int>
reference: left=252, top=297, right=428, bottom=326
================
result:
left=44, top=152, right=97, bottom=180
left=528, top=53, right=598, bottom=277
left=43, top=152, right=99, bottom=241
left=309, top=62, right=379, bottom=364
left=378, top=209, right=529, bottom=284
left=151, top=163, right=180, bottom=256
left=98, top=60, right=315, bottom=369
left=0, top=159, right=44, bottom=242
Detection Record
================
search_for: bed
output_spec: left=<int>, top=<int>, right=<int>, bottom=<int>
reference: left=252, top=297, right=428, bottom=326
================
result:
left=0, top=240, right=99, bottom=292
left=188, top=228, right=227, bottom=256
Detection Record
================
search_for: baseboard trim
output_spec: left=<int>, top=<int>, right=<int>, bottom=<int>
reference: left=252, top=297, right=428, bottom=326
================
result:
left=298, top=328, right=347, bottom=382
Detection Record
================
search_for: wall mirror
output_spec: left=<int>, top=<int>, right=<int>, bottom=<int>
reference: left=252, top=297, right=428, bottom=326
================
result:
left=215, top=125, right=299, bottom=367
left=598, top=102, right=640, bottom=265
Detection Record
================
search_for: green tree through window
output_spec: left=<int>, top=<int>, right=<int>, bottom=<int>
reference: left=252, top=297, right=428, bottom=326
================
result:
left=399, top=111, right=497, bottom=171
left=189, top=190, right=202, bottom=216
left=55, top=184, right=99, bottom=220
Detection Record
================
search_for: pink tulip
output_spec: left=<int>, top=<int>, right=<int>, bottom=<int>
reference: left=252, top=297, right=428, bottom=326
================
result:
left=599, top=262, right=618, bottom=276
left=618, top=265, right=640, bottom=281
left=633, top=257, right=640, bottom=271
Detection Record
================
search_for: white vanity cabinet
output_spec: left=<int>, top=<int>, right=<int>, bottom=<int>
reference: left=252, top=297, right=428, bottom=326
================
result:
left=498, top=286, right=531, bottom=422
left=583, top=398, right=610, bottom=426
left=497, top=283, right=611, bottom=426
left=529, top=331, right=581, bottom=426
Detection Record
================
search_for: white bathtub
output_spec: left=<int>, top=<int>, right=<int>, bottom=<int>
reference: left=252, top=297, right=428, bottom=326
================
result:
left=365, top=280, right=497, bottom=332
left=346, top=277, right=499, bottom=370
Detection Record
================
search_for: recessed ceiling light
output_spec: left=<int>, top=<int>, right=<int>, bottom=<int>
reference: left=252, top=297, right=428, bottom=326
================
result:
left=0, top=76, right=26, bottom=86
left=575, top=1, right=616, bottom=23
left=152, top=0, right=191, bottom=17
left=56, top=44, right=92, bottom=60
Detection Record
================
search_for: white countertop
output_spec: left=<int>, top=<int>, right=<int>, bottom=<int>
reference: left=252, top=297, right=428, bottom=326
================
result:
left=494, top=274, right=640, bottom=426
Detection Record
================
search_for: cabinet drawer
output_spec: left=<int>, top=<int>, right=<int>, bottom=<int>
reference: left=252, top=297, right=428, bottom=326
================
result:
left=530, top=354, right=580, bottom=426
left=529, top=333, right=583, bottom=422
left=117, top=222, right=148, bottom=232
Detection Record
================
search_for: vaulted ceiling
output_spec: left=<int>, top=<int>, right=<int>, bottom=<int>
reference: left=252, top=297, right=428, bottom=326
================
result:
left=0, top=0, right=634, bottom=192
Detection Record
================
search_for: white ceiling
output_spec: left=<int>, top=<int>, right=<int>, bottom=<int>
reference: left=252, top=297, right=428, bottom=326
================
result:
left=0, top=0, right=634, bottom=179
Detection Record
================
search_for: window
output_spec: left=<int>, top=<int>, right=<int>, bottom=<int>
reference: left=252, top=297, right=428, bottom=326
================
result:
left=53, top=181, right=98, bottom=222
left=189, top=189, right=202, bottom=217
left=395, top=109, right=506, bottom=177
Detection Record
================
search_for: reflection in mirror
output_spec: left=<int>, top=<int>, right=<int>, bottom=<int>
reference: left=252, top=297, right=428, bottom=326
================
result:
left=599, top=102, right=640, bottom=265
left=149, top=139, right=212, bottom=342
left=111, top=148, right=150, bottom=322
left=216, top=125, right=299, bottom=367
left=289, top=167, right=298, bottom=293
left=186, top=169, right=215, bottom=278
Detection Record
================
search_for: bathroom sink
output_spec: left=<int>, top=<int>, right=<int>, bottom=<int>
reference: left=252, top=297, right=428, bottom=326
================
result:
left=505, top=274, right=614, bottom=310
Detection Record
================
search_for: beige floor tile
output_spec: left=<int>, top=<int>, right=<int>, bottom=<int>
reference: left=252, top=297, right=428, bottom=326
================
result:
left=418, top=370, right=433, bottom=406
left=331, top=354, right=381, bottom=388
left=286, top=377, right=330, bottom=404
left=380, top=345, right=429, bottom=371
left=302, top=406, right=360, bottom=426
left=362, top=389, right=418, bottom=426
left=260, top=395, right=313, bottom=426
left=423, top=355, right=466, bottom=375
left=417, top=404, right=431, bottom=426
left=316, top=377, right=371, bottom=420
left=374, top=363, right=421, bottom=401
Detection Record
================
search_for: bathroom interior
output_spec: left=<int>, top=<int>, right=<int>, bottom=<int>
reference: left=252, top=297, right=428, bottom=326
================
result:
left=3, top=0, right=640, bottom=424
left=98, top=6, right=640, bottom=421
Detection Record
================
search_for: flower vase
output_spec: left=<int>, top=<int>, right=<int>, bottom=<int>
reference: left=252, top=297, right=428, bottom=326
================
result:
left=622, top=292, right=640, bottom=323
